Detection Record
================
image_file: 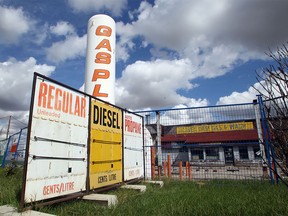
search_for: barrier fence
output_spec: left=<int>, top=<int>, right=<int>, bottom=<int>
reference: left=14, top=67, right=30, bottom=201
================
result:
left=138, top=99, right=286, bottom=184
left=1, top=127, right=27, bottom=167
left=1, top=97, right=287, bottom=186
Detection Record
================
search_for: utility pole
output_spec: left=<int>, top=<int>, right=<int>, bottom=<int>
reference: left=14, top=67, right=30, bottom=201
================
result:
left=6, top=115, right=11, bottom=139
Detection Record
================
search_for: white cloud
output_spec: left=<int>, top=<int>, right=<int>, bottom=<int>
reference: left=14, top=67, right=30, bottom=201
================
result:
left=216, top=81, right=267, bottom=105
left=46, top=34, right=87, bottom=63
left=67, top=0, right=127, bottom=16
left=116, top=22, right=136, bottom=62
left=116, top=0, right=288, bottom=77
left=113, top=0, right=288, bottom=110
left=217, top=74, right=288, bottom=105
left=50, top=21, right=76, bottom=36
left=131, top=0, right=288, bottom=52
left=115, top=59, right=207, bottom=110
left=0, top=6, right=30, bottom=44
left=0, top=57, right=55, bottom=112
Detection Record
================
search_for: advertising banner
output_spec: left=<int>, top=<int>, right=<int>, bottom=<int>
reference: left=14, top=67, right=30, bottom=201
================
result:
left=89, top=99, right=122, bottom=189
left=177, top=122, right=254, bottom=134
left=22, top=75, right=89, bottom=203
left=123, top=112, right=144, bottom=181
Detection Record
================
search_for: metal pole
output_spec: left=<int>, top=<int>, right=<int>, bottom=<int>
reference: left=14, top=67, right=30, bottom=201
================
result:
left=156, top=111, right=162, bottom=167
left=253, top=100, right=267, bottom=165
left=257, top=95, right=278, bottom=184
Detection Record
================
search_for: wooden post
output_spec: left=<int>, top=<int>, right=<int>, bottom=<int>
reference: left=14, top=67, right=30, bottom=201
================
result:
left=158, top=166, right=162, bottom=178
left=188, top=163, right=192, bottom=180
left=272, top=159, right=277, bottom=181
left=151, top=147, right=155, bottom=180
left=6, top=115, right=11, bottom=139
left=179, top=161, right=183, bottom=180
left=168, top=155, right=172, bottom=178
left=163, top=161, right=167, bottom=176
left=185, top=161, right=189, bottom=177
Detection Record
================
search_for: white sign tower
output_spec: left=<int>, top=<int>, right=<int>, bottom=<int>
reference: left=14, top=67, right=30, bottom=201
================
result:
left=85, top=14, right=116, bottom=104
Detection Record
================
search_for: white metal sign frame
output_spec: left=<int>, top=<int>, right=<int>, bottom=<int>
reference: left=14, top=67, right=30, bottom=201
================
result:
left=21, top=73, right=89, bottom=208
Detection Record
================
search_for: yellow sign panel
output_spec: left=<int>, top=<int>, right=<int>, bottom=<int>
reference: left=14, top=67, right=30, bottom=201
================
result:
left=176, top=122, right=254, bottom=134
left=89, top=100, right=122, bottom=189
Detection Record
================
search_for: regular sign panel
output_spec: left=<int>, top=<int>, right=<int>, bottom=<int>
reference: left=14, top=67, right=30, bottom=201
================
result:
left=22, top=74, right=89, bottom=204
left=123, top=112, right=144, bottom=181
left=89, top=99, right=122, bottom=189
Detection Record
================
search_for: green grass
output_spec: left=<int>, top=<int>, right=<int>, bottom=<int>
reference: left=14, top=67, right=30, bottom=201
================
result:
left=0, top=166, right=22, bottom=208
left=1, top=169, right=288, bottom=216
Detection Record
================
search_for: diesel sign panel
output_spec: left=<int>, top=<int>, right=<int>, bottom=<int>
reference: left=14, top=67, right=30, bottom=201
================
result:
left=89, top=99, right=122, bottom=189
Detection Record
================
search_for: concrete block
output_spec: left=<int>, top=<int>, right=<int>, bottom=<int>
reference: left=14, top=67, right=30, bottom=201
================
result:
left=0, top=205, right=55, bottom=216
left=120, top=184, right=147, bottom=192
left=82, top=194, right=118, bottom=207
left=0, top=205, right=16, bottom=216
left=145, top=180, right=164, bottom=187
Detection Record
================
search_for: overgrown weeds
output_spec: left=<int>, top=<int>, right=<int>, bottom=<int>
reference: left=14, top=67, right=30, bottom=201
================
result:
left=0, top=169, right=287, bottom=216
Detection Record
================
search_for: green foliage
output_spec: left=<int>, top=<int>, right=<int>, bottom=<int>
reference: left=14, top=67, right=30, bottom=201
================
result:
left=0, top=172, right=288, bottom=216
left=0, top=167, right=22, bottom=207
left=2, top=159, right=19, bottom=176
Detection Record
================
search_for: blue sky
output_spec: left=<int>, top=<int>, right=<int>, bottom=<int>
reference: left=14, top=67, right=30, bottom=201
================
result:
left=0, top=0, right=288, bottom=133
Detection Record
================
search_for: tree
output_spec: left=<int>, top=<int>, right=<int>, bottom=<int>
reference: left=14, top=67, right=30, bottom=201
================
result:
left=255, top=43, right=288, bottom=177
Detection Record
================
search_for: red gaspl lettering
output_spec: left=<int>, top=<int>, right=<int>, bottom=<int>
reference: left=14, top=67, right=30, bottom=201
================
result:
left=92, top=25, right=112, bottom=97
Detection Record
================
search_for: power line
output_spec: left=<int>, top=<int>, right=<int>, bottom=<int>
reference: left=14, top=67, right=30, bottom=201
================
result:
left=11, top=116, right=28, bottom=126
left=0, top=116, right=10, bottom=120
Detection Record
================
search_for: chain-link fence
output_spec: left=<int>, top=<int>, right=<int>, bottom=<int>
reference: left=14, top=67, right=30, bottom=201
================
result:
left=139, top=100, right=284, bottom=183
left=1, top=127, right=27, bottom=167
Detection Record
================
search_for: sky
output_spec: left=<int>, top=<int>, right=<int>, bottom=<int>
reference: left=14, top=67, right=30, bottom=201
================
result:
left=0, top=0, right=288, bottom=136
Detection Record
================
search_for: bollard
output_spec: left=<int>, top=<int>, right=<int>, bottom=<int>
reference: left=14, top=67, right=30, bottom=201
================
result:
left=151, top=147, right=155, bottom=180
left=164, top=161, right=167, bottom=176
left=158, top=166, right=162, bottom=178
left=179, top=161, right=183, bottom=180
left=188, top=162, right=192, bottom=180
left=168, top=155, right=172, bottom=178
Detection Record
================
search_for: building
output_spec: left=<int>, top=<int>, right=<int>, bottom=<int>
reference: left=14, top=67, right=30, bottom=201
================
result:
left=149, top=120, right=262, bottom=167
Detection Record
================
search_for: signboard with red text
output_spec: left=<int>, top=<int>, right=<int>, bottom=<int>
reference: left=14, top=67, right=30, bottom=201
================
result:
left=21, top=73, right=145, bottom=208
left=22, top=74, right=89, bottom=203
left=123, top=111, right=144, bottom=181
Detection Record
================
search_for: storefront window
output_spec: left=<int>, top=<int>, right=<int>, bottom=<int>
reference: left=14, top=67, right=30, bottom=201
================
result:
left=191, top=148, right=204, bottom=160
left=206, top=148, right=219, bottom=160
left=239, top=146, right=249, bottom=159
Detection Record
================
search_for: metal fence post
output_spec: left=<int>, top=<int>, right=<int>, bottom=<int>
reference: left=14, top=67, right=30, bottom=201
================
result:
left=253, top=99, right=267, bottom=166
left=156, top=111, right=162, bottom=166
left=257, top=95, right=278, bottom=184
left=14, top=128, right=23, bottom=160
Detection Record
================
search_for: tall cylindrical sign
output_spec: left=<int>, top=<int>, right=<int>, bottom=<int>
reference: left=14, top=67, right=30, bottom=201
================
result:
left=85, top=14, right=115, bottom=104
